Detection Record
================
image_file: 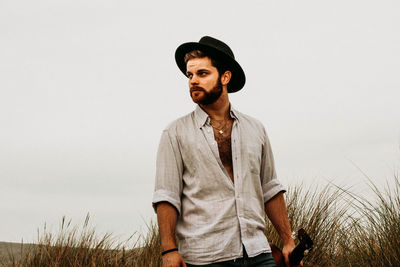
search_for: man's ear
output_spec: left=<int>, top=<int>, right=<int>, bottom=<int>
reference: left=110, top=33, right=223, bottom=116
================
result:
left=220, top=71, right=232, bottom=86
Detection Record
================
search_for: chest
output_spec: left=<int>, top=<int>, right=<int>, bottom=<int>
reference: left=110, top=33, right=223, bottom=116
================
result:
left=177, top=117, right=264, bottom=177
left=213, top=128, right=232, bottom=162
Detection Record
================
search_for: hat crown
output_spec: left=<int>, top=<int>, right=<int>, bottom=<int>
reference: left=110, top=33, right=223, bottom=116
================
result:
left=198, top=36, right=235, bottom=59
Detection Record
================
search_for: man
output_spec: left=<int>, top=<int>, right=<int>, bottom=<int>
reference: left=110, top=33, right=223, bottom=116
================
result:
left=152, top=36, right=299, bottom=267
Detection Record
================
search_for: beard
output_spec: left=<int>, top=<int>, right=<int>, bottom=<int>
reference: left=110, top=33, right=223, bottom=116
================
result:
left=190, top=78, right=223, bottom=105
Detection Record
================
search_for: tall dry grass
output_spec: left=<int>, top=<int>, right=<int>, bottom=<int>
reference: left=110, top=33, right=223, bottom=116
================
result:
left=265, top=184, right=350, bottom=266
left=1, top=175, right=399, bottom=266
left=336, top=175, right=400, bottom=267
left=0, top=215, right=162, bottom=267
left=265, top=175, right=400, bottom=267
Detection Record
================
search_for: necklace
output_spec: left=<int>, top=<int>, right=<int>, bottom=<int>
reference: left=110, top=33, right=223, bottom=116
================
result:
left=211, top=119, right=230, bottom=135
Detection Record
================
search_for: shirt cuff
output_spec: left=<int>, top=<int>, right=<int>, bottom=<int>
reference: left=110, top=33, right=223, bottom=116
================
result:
left=152, top=189, right=182, bottom=215
left=262, top=179, right=286, bottom=203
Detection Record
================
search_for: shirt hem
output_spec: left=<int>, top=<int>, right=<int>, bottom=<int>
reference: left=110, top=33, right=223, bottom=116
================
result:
left=184, top=249, right=270, bottom=265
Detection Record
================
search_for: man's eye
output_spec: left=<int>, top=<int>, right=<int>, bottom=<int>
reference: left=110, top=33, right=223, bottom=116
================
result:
left=187, top=74, right=193, bottom=78
left=199, top=72, right=207, bottom=76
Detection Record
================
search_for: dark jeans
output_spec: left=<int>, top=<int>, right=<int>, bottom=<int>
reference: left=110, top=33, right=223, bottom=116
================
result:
left=186, top=250, right=277, bottom=267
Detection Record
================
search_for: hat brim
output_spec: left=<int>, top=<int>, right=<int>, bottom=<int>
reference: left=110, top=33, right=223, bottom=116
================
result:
left=175, top=42, right=246, bottom=93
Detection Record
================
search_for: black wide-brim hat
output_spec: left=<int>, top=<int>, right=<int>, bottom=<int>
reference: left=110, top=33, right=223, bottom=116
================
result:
left=175, top=36, right=246, bottom=93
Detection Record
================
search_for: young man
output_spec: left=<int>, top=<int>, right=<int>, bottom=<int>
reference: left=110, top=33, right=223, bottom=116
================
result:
left=152, top=36, right=299, bottom=267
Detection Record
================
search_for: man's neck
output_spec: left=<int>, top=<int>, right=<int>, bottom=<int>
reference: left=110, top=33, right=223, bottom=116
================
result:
left=199, top=94, right=231, bottom=121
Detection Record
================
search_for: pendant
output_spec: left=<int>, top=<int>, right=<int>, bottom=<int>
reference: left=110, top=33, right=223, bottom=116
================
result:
left=219, top=130, right=223, bottom=134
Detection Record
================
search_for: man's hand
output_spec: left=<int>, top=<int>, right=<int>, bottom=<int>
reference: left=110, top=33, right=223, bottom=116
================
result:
left=162, top=251, right=187, bottom=267
left=282, top=239, right=303, bottom=267
left=265, top=193, right=303, bottom=267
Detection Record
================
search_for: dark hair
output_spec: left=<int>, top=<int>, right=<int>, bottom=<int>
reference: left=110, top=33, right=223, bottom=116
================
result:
left=184, top=50, right=228, bottom=76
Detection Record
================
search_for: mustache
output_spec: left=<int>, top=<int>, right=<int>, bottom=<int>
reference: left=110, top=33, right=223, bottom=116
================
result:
left=190, top=86, right=205, bottom=93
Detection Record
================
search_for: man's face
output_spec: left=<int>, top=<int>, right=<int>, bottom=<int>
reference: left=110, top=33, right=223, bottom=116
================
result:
left=186, top=57, right=222, bottom=105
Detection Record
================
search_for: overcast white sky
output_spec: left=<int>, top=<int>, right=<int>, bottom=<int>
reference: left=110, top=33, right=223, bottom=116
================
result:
left=1, top=0, right=399, bottom=243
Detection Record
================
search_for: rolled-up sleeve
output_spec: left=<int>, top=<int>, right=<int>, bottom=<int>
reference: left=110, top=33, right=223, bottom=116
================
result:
left=152, top=128, right=183, bottom=215
left=260, top=127, right=286, bottom=203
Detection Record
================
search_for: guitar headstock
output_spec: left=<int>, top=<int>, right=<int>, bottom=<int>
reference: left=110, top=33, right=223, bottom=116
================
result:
left=297, top=228, right=313, bottom=251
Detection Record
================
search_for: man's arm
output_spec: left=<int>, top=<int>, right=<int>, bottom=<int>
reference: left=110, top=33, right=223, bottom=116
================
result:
left=156, top=202, right=186, bottom=267
left=265, top=192, right=301, bottom=267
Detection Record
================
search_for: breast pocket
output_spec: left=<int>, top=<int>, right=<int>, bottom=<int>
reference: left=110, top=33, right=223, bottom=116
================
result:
left=246, top=143, right=262, bottom=175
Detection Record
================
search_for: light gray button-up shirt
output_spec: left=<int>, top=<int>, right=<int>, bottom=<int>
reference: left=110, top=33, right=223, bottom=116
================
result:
left=152, top=105, right=285, bottom=265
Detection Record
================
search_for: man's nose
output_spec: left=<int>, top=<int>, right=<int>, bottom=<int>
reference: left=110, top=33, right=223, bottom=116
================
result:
left=190, top=74, right=199, bottom=85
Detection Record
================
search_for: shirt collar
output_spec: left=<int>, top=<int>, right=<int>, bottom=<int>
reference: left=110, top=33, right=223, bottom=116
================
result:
left=194, top=105, right=209, bottom=128
left=194, top=105, right=239, bottom=129
left=230, top=107, right=239, bottom=121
